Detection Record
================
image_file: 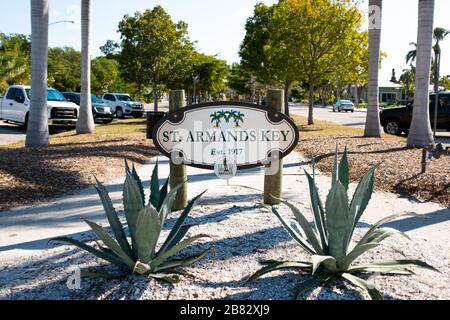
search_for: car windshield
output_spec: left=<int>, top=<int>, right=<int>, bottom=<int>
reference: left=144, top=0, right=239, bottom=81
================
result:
left=25, top=89, right=67, bottom=102
left=117, top=95, right=134, bottom=102
left=340, top=100, right=352, bottom=104
left=91, top=95, right=103, bottom=104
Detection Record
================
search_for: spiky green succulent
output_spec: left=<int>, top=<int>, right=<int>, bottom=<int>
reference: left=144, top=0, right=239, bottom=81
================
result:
left=53, top=161, right=210, bottom=283
left=250, top=147, right=437, bottom=300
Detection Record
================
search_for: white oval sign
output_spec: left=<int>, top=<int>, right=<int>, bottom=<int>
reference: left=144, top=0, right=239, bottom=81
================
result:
left=153, top=102, right=299, bottom=169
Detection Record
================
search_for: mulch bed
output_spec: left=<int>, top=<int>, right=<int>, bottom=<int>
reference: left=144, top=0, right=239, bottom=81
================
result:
left=0, top=138, right=157, bottom=212
left=296, top=134, right=450, bottom=208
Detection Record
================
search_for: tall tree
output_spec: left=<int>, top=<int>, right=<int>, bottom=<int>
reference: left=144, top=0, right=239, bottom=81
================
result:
left=407, top=0, right=435, bottom=147
left=26, top=0, right=49, bottom=148
left=77, top=0, right=95, bottom=134
left=364, top=0, right=383, bottom=137
left=117, top=6, right=190, bottom=112
left=269, top=0, right=364, bottom=125
left=0, top=34, right=31, bottom=93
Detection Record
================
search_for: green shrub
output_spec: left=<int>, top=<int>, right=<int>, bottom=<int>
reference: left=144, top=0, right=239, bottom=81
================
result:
left=250, top=147, right=436, bottom=299
left=53, top=162, right=210, bottom=283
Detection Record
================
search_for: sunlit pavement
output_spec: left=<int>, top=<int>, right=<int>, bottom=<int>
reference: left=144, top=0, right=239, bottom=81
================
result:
left=0, top=121, right=26, bottom=145
left=289, top=103, right=450, bottom=145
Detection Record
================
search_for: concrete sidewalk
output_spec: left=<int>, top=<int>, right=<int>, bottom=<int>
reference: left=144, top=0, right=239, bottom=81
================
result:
left=1, top=151, right=449, bottom=261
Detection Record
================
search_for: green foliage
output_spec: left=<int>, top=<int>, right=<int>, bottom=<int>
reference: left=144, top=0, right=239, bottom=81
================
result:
left=250, top=148, right=437, bottom=300
left=53, top=162, right=210, bottom=283
left=48, top=47, right=81, bottom=92
left=0, top=33, right=31, bottom=93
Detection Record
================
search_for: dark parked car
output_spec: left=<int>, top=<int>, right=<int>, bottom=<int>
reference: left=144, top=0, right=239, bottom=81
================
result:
left=62, top=92, right=114, bottom=124
left=380, top=92, right=450, bottom=135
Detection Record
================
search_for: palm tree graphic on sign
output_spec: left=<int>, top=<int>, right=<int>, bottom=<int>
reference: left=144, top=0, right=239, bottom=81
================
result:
left=210, top=110, right=245, bottom=128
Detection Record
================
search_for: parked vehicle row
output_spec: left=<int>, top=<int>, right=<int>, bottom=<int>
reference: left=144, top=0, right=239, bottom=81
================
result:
left=333, top=100, right=355, bottom=113
left=0, top=85, right=79, bottom=128
left=0, top=85, right=145, bottom=129
left=380, top=92, right=450, bottom=135
left=102, top=93, right=144, bottom=119
left=62, top=92, right=113, bottom=124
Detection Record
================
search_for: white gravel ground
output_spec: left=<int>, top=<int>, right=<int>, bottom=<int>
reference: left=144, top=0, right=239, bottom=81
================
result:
left=1, top=152, right=449, bottom=300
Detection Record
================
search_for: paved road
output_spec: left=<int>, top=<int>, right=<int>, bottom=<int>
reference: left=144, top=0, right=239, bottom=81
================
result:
left=289, top=103, right=450, bottom=144
left=0, top=121, right=26, bottom=145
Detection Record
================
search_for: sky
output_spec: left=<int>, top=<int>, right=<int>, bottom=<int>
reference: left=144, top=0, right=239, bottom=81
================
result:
left=0, top=0, right=449, bottom=84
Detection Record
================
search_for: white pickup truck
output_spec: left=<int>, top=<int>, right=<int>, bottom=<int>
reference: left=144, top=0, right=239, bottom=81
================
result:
left=0, top=85, right=79, bottom=127
left=102, top=93, right=144, bottom=118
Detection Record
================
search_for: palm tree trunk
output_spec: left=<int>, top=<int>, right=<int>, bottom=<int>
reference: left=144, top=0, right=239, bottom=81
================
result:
left=284, top=81, right=291, bottom=117
left=364, top=0, right=383, bottom=137
left=407, top=0, right=435, bottom=147
left=308, top=77, right=314, bottom=125
left=77, top=0, right=95, bottom=134
left=355, top=85, right=360, bottom=108
left=26, top=0, right=49, bottom=148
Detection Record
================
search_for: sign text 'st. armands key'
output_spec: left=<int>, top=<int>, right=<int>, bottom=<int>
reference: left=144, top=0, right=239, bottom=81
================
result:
left=153, top=102, right=299, bottom=170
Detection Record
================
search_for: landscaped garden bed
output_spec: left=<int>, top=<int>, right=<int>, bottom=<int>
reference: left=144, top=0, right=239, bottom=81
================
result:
left=293, top=115, right=450, bottom=208
left=0, top=119, right=156, bottom=212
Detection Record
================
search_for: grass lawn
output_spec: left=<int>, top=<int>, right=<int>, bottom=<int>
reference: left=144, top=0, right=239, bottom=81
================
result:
left=293, top=115, right=449, bottom=208
left=0, top=119, right=157, bottom=211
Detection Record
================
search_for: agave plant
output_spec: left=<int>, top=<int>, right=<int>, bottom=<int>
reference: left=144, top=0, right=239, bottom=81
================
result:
left=53, top=161, right=210, bottom=283
left=250, top=147, right=436, bottom=299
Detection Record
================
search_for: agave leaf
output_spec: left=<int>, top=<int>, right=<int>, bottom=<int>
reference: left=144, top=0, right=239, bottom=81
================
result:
left=338, top=243, right=380, bottom=271
left=123, top=168, right=145, bottom=255
left=131, top=164, right=146, bottom=206
left=266, top=205, right=315, bottom=255
left=94, top=178, right=133, bottom=259
left=350, top=259, right=438, bottom=273
left=305, top=169, right=328, bottom=253
left=338, top=147, right=350, bottom=190
left=312, top=255, right=337, bottom=274
left=85, top=220, right=136, bottom=269
left=158, top=191, right=206, bottom=255
left=348, top=265, right=414, bottom=275
left=133, top=261, right=151, bottom=275
left=294, top=274, right=328, bottom=300
left=349, top=167, right=376, bottom=235
left=249, top=261, right=313, bottom=282
left=359, top=212, right=419, bottom=244
left=158, top=182, right=186, bottom=225
left=158, top=178, right=169, bottom=211
left=162, top=225, right=192, bottom=253
left=358, top=227, right=410, bottom=249
left=341, top=273, right=383, bottom=300
left=154, top=248, right=212, bottom=273
left=149, top=273, right=180, bottom=284
left=275, top=198, right=324, bottom=255
left=135, top=205, right=161, bottom=264
left=151, top=234, right=208, bottom=270
left=332, top=144, right=339, bottom=187
left=51, top=237, right=130, bottom=271
left=325, top=180, right=352, bottom=259
left=150, top=161, right=160, bottom=209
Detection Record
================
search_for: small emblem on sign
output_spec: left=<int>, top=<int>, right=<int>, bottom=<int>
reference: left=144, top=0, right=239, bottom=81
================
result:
left=214, top=157, right=237, bottom=180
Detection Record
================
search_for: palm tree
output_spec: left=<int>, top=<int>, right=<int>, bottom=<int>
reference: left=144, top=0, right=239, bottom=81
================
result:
left=407, top=0, right=435, bottom=148
left=76, top=0, right=95, bottom=134
left=432, top=27, right=449, bottom=88
left=364, top=0, right=383, bottom=138
left=26, top=0, right=49, bottom=148
left=210, top=112, right=221, bottom=128
left=406, top=42, right=417, bottom=65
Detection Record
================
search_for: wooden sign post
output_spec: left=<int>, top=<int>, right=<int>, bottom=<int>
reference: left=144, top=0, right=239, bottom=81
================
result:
left=169, top=90, right=188, bottom=210
left=264, top=89, right=284, bottom=205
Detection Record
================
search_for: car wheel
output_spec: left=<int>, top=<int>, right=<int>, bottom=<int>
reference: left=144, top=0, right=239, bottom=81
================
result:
left=116, top=108, right=124, bottom=119
left=22, top=113, right=29, bottom=131
left=384, top=119, right=402, bottom=135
